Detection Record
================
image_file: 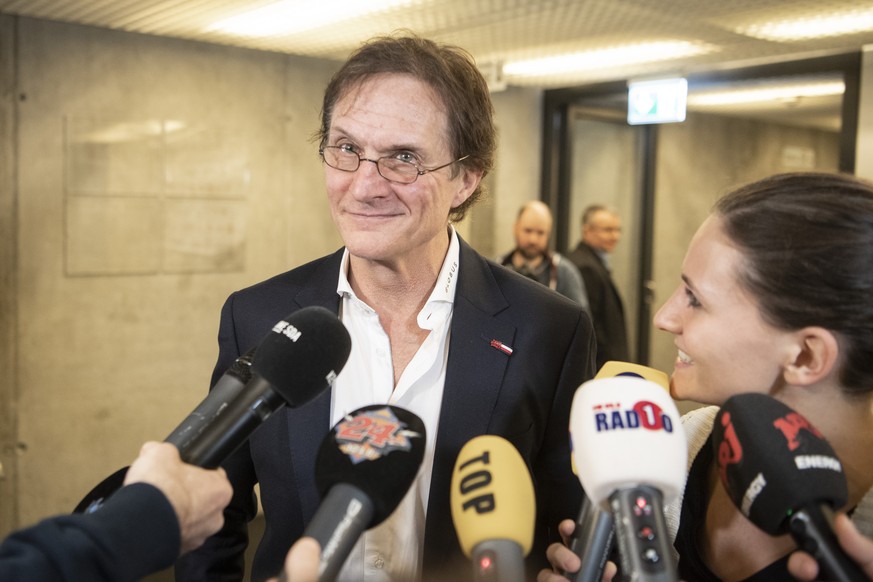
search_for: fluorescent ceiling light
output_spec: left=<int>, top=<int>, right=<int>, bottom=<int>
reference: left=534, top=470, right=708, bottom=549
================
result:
left=687, top=81, right=845, bottom=106
left=503, top=41, right=711, bottom=78
left=207, top=0, right=412, bottom=37
left=738, top=8, right=873, bottom=41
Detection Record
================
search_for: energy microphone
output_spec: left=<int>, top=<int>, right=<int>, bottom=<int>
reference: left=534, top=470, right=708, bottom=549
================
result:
left=74, top=306, right=351, bottom=513
left=712, top=393, right=867, bottom=582
left=570, top=373, right=686, bottom=582
left=450, top=435, right=535, bottom=582
left=565, top=361, right=672, bottom=582
left=302, top=404, right=426, bottom=582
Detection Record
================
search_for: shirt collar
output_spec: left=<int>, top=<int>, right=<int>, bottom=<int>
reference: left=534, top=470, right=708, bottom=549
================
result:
left=335, top=226, right=460, bottom=330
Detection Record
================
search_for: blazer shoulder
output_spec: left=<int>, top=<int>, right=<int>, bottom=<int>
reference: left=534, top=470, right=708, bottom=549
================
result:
left=233, top=249, right=343, bottom=300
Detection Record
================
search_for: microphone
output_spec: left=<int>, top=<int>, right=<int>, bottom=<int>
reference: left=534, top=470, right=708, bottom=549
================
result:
left=74, top=306, right=351, bottom=513
left=302, top=404, right=426, bottom=582
left=712, top=393, right=866, bottom=582
left=450, top=435, right=535, bottom=582
left=164, top=346, right=256, bottom=454
left=570, top=373, right=686, bottom=582
left=180, top=306, right=352, bottom=468
left=565, top=361, right=671, bottom=582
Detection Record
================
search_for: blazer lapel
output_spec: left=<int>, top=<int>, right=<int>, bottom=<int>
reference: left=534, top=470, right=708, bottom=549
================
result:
left=424, top=239, right=517, bottom=569
left=286, top=249, right=344, bottom=521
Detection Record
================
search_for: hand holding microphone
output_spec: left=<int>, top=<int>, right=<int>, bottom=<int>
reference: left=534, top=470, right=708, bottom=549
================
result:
left=302, top=404, right=426, bottom=582
left=570, top=369, right=686, bottom=582
left=75, top=306, right=351, bottom=513
left=712, top=393, right=868, bottom=582
left=565, top=361, right=672, bottom=582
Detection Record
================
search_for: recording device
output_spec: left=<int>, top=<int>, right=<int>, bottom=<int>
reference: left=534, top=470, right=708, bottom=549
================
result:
left=302, top=404, right=426, bottom=582
left=450, top=435, right=535, bottom=582
left=565, top=361, right=671, bottom=582
left=74, top=306, right=351, bottom=513
left=712, top=393, right=866, bottom=582
left=570, top=373, right=686, bottom=582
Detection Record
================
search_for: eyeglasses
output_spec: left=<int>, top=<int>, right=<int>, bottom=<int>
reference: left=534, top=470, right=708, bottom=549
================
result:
left=319, top=145, right=469, bottom=185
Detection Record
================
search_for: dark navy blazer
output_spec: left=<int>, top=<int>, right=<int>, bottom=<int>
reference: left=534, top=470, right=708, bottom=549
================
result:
left=176, top=237, right=595, bottom=582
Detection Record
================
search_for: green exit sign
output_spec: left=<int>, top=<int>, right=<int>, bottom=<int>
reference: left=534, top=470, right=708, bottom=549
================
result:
left=628, top=78, right=687, bottom=125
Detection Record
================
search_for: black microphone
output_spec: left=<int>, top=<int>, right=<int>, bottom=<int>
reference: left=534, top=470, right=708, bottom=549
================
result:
left=302, top=404, right=426, bottom=582
left=181, top=306, right=352, bottom=468
left=566, top=493, right=614, bottom=582
left=164, top=346, right=255, bottom=455
left=712, top=392, right=866, bottom=582
left=74, top=306, right=351, bottom=513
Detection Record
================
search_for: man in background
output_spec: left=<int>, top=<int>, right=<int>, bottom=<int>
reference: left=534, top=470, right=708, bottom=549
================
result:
left=567, top=204, right=629, bottom=368
left=500, top=200, right=589, bottom=311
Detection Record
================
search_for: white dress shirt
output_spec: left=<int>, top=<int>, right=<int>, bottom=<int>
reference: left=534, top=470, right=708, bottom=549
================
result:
left=331, top=228, right=460, bottom=582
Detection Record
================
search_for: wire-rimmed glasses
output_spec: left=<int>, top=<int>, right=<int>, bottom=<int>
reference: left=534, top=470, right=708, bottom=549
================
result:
left=319, top=145, right=469, bottom=184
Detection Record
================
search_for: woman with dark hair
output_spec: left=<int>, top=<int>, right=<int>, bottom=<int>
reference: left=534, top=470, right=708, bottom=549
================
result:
left=540, top=172, right=873, bottom=581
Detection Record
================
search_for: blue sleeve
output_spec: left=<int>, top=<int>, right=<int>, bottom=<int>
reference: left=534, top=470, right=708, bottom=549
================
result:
left=0, top=483, right=180, bottom=582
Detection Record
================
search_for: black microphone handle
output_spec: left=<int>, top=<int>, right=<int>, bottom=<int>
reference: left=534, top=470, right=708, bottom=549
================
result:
left=303, top=483, right=376, bottom=582
left=609, top=485, right=677, bottom=582
left=470, top=539, right=525, bottom=582
left=164, top=370, right=248, bottom=453
left=789, top=504, right=867, bottom=582
left=179, top=375, right=285, bottom=468
left=566, top=494, right=615, bottom=582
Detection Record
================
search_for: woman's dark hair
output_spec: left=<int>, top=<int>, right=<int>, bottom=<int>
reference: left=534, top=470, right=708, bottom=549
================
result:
left=715, top=172, right=873, bottom=395
left=317, top=33, right=496, bottom=222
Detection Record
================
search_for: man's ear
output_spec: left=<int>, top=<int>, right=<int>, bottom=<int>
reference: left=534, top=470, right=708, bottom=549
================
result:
left=451, top=167, right=482, bottom=209
left=783, top=327, right=841, bottom=385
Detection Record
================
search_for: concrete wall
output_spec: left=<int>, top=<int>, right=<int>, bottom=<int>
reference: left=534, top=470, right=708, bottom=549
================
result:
left=856, top=45, right=873, bottom=179
left=0, top=15, right=544, bottom=534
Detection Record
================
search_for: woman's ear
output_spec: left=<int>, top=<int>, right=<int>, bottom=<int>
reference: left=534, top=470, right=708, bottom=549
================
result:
left=783, top=327, right=841, bottom=385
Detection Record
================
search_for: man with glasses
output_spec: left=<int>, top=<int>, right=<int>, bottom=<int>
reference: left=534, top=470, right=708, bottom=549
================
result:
left=177, top=34, right=594, bottom=582
left=566, top=205, right=629, bottom=369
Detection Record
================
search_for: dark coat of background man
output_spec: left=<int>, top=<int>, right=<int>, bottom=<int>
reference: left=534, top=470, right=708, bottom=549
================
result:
left=176, top=34, right=595, bottom=582
left=566, top=204, right=629, bottom=369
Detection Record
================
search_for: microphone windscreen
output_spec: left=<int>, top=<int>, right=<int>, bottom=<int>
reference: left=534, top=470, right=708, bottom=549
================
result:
left=594, top=361, right=669, bottom=391
left=252, top=306, right=351, bottom=407
left=570, top=376, right=686, bottom=509
left=315, top=405, right=426, bottom=526
left=450, top=435, right=535, bottom=557
left=712, top=393, right=847, bottom=535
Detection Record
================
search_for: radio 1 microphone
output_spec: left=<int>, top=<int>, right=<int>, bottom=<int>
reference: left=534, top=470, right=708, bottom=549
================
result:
left=712, top=393, right=866, bottom=582
left=181, top=306, right=351, bottom=468
left=164, top=346, right=255, bottom=454
left=302, top=404, right=426, bottom=582
left=565, top=362, right=671, bottom=582
left=570, top=374, right=686, bottom=582
left=74, top=306, right=351, bottom=513
left=450, top=435, right=535, bottom=582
